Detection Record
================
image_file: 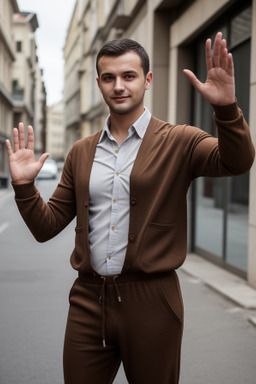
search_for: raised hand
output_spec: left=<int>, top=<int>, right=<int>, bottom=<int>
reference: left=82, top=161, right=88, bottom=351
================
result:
left=6, top=123, right=49, bottom=183
left=183, top=32, right=235, bottom=105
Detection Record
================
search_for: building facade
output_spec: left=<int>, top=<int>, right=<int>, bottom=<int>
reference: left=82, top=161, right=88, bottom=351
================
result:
left=63, top=1, right=83, bottom=153
left=12, top=12, right=47, bottom=157
left=46, top=101, right=65, bottom=161
left=0, top=0, right=19, bottom=184
left=64, top=0, right=256, bottom=287
left=0, top=1, right=47, bottom=185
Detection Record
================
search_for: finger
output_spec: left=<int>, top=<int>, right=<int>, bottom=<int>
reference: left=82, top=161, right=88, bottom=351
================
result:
left=220, top=40, right=228, bottom=71
left=27, top=125, right=34, bottom=151
left=227, top=53, right=234, bottom=77
left=213, top=32, right=222, bottom=67
left=205, top=38, right=213, bottom=71
left=18, top=122, right=26, bottom=149
left=38, top=153, right=49, bottom=168
left=6, top=139, right=13, bottom=157
left=13, top=127, right=19, bottom=152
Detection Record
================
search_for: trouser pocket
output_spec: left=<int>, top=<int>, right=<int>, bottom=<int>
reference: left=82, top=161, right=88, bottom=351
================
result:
left=158, top=271, right=184, bottom=324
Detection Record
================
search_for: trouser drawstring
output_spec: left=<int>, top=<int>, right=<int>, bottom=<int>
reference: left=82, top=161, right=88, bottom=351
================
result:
left=99, top=277, right=106, bottom=348
left=113, top=276, right=122, bottom=303
left=99, top=275, right=122, bottom=348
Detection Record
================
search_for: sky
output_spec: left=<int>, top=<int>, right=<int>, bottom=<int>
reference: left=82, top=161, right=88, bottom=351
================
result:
left=18, top=0, right=77, bottom=106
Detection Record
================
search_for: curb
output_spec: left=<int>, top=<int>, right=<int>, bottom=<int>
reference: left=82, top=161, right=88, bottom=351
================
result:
left=248, top=317, right=256, bottom=327
left=181, top=253, right=256, bottom=310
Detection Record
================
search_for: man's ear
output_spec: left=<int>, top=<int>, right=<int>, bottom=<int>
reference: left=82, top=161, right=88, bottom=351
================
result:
left=145, top=71, right=153, bottom=90
left=96, top=77, right=100, bottom=89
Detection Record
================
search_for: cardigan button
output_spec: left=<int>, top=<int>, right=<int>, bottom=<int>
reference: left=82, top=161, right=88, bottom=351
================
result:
left=129, top=234, right=136, bottom=242
left=130, top=198, right=137, bottom=206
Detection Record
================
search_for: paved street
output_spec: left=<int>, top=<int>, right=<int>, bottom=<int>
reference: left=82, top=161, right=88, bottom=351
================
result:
left=1, top=178, right=256, bottom=384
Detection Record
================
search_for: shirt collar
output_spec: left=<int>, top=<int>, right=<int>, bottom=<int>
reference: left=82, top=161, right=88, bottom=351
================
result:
left=98, top=107, right=151, bottom=143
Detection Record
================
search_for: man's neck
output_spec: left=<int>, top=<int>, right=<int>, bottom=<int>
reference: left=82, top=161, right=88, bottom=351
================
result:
left=109, top=107, right=144, bottom=145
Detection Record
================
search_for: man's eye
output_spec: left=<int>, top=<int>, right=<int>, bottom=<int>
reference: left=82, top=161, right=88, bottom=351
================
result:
left=125, top=74, right=135, bottom=79
left=103, top=76, right=113, bottom=81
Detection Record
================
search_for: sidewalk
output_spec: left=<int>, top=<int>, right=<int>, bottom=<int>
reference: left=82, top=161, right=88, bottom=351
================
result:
left=181, top=253, right=256, bottom=325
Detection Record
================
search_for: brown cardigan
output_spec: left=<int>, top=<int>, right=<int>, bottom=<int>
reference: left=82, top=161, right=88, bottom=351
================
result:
left=13, top=101, right=255, bottom=275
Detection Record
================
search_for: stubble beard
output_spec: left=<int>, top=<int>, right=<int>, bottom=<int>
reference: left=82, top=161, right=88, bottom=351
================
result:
left=108, top=93, right=145, bottom=116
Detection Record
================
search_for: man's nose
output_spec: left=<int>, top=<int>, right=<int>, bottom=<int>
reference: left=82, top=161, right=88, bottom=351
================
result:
left=114, top=77, right=125, bottom=92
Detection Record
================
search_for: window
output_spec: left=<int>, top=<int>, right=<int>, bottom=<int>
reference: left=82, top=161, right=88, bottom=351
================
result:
left=16, top=41, right=22, bottom=52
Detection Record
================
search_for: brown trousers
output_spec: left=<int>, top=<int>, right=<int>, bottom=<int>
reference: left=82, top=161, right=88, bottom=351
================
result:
left=63, top=271, right=184, bottom=384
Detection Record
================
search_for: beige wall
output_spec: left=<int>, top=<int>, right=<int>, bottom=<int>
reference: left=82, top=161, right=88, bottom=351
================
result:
left=63, top=1, right=82, bottom=151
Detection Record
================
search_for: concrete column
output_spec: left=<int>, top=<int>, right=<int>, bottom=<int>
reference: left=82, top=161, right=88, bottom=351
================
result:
left=152, top=11, right=171, bottom=121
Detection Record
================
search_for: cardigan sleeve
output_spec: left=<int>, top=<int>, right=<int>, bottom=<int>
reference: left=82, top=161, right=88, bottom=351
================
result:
left=183, top=100, right=255, bottom=179
left=12, top=149, right=76, bottom=242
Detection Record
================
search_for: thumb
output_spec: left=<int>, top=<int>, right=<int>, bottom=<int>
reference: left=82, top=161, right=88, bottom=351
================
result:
left=183, top=69, right=203, bottom=92
left=38, top=153, right=49, bottom=169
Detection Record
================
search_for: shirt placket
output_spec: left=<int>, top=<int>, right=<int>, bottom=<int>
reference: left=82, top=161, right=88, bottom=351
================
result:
left=106, top=143, right=123, bottom=274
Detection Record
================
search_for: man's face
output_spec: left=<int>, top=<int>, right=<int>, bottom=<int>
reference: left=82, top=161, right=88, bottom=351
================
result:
left=96, top=51, right=152, bottom=116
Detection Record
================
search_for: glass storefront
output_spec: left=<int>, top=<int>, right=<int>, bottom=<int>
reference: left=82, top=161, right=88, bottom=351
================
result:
left=191, top=4, right=252, bottom=274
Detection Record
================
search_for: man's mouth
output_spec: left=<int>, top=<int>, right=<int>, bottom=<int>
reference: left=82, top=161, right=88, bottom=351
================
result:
left=112, top=96, right=129, bottom=102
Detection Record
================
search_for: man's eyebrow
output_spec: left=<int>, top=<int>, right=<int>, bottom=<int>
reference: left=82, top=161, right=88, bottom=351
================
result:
left=123, top=70, right=137, bottom=74
left=100, top=70, right=138, bottom=77
left=101, top=72, right=113, bottom=77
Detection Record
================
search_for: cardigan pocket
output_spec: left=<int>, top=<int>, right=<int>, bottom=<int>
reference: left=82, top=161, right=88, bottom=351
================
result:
left=149, top=221, right=177, bottom=230
left=138, top=221, right=181, bottom=272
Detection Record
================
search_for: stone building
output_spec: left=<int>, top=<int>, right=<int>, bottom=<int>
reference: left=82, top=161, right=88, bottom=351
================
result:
left=64, top=0, right=256, bottom=287
left=46, top=101, right=65, bottom=161
left=0, top=0, right=19, bottom=184
left=0, top=2, right=47, bottom=185
left=12, top=11, right=46, bottom=156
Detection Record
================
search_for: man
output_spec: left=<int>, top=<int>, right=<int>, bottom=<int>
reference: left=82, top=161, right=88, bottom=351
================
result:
left=6, top=33, right=255, bottom=384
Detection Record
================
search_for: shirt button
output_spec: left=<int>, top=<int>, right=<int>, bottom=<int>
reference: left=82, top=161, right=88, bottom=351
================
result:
left=116, top=172, right=120, bottom=176
left=113, top=199, right=117, bottom=203
left=115, top=150, right=119, bottom=154
left=112, top=226, right=116, bottom=231
left=131, top=198, right=137, bottom=205
left=108, top=256, right=111, bottom=260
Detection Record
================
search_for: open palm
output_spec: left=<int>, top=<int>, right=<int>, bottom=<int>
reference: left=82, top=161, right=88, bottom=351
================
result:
left=6, top=123, right=49, bottom=183
left=184, top=32, right=235, bottom=105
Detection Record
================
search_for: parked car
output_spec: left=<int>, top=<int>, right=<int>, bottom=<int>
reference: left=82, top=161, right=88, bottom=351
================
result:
left=37, top=159, right=58, bottom=179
